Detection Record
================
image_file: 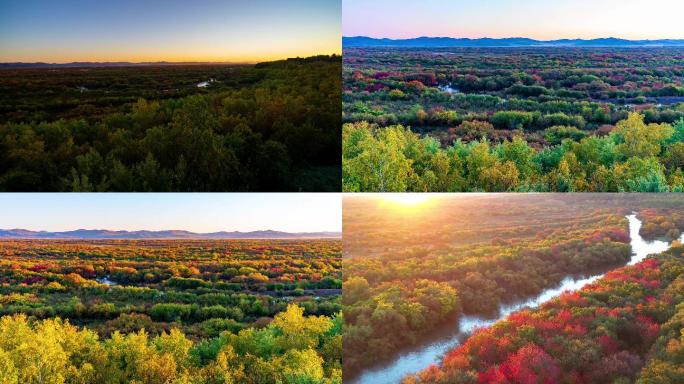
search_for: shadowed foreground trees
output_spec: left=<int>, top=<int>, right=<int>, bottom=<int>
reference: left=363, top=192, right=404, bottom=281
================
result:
left=0, top=56, right=341, bottom=191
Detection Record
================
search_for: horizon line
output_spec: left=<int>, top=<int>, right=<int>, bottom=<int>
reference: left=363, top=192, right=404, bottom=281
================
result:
left=343, top=35, right=684, bottom=41
left=0, top=228, right=342, bottom=240
left=1, top=60, right=257, bottom=65
left=0, top=227, right=341, bottom=233
left=0, top=53, right=341, bottom=66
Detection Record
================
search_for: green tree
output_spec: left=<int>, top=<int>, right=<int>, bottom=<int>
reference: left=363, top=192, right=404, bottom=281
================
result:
left=342, top=123, right=414, bottom=192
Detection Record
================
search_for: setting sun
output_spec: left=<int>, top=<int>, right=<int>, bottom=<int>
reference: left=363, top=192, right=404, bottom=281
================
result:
left=378, top=194, right=437, bottom=213
left=381, top=194, right=431, bottom=206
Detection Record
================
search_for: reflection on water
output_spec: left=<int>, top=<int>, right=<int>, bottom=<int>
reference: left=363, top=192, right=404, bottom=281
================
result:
left=438, top=84, right=458, bottom=94
left=197, top=79, right=215, bottom=88
left=96, top=276, right=117, bottom=286
left=350, top=214, right=678, bottom=384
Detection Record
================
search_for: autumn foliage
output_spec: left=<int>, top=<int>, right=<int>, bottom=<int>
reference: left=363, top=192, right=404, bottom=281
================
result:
left=0, top=304, right=341, bottom=384
left=406, top=246, right=684, bottom=384
left=343, top=47, right=684, bottom=192
left=342, top=195, right=646, bottom=375
left=0, top=239, right=342, bottom=383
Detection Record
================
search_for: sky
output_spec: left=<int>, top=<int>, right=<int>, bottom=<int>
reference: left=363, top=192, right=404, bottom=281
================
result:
left=0, top=194, right=341, bottom=233
left=343, top=0, right=684, bottom=40
left=0, top=0, right=341, bottom=63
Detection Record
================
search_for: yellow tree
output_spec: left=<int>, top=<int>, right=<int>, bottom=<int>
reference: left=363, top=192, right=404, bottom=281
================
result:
left=0, top=349, right=18, bottom=384
left=277, top=349, right=325, bottom=383
left=272, top=304, right=333, bottom=351
left=613, top=112, right=673, bottom=158
left=343, top=123, right=414, bottom=192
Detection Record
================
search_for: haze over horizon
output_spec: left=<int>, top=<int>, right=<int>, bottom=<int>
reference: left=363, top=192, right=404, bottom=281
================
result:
left=0, top=228, right=341, bottom=240
left=343, top=0, right=684, bottom=40
left=343, top=35, right=684, bottom=41
left=0, top=194, right=342, bottom=233
left=0, top=0, right=341, bottom=63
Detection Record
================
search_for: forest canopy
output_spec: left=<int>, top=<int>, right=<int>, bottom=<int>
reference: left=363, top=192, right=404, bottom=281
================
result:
left=0, top=239, right=342, bottom=383
left=343, top=47, right=684, bottom=192
left=343, top=113, right=684, bottom=192
left=407, top=245, right=684, bottom=384
left=0, top=55, right=341, bottom=191
left=343, top=194, right=684, bottom=380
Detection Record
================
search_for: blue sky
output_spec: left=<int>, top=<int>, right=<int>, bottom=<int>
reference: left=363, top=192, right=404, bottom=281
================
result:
left=343, top=0, right=684, bottom=40
left=0, top=194, right=341, bottom=232
left=0, top=0, right=341, bottom=62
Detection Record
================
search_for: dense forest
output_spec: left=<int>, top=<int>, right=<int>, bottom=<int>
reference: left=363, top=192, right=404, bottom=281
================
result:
left=342, top=194, right=684, bottom=380
left=0, top=55, right=341, bottom=191
left=0, top=239, right=341, bottom=383
left=640, top=208, right=684, bottom=240
left=343, top=48, right=684, bottom=191
left=407, top=244, right=684, bottom=384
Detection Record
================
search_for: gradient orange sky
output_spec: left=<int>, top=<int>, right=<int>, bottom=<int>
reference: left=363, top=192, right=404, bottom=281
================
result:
left=344, top=0, right=684, bottom=40
left=0, top=0, right=341, bottom=63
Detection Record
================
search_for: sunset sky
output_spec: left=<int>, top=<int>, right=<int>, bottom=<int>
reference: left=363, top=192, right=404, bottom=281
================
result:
left=0, top=0, right=340, bottom=63
left=0, top=194, right=341, bottom=233
left=343, top=0, right=684, bottom=40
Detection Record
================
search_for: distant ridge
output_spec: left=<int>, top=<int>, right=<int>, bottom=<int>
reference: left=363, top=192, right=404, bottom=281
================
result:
left=0, top=55, right=341, bottom=69
left=343, top=36, right=684, bottom=48
left=0, top=229, right=340, bottom=239
left=0, top=61, right=251, bottom=69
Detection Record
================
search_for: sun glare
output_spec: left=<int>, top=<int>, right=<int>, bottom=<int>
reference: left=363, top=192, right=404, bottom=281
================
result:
left=378, top=194, right=437, bottom=214
left=382, top=194, right=431, bottom=205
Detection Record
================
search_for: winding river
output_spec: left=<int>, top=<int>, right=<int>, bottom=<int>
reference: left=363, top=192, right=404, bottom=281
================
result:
left=349, top=214, right=676, bottom=384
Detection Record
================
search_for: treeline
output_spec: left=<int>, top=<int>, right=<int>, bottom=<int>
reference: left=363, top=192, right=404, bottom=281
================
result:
left=0, top=56, right=341, bottom=191
left=406, top=245, right=684, bottom=384
left=0, top=64, right=244, bottom=123
left=343, top=113, right=684, bottom=191
left=0, top=304, right=341, bottom=384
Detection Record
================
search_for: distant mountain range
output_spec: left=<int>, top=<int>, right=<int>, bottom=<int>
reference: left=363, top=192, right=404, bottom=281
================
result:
left=0, top=55, right=339, bottom=69
left=343, top=36, right=684, bottom=48
left=0, top=229, right=340, bottom=239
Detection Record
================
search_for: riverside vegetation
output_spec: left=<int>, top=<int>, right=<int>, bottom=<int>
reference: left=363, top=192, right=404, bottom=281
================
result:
left=343, top=194, right=684, bottom=383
